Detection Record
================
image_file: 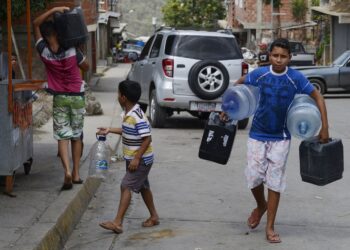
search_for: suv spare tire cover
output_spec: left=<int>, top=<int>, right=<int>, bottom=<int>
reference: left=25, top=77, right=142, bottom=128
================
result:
left=188, top=60, right=230, bottom=100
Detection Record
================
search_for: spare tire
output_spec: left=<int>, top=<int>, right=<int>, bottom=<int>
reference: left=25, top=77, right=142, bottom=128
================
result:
left=188, top=60, right=229, bottom=100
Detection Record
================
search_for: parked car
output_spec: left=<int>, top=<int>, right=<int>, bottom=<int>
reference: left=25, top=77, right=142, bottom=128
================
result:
left=118, top=41, right=144, bottom=63
left=295, top=50, right=350, bottom=95
left=289, top=41, right=315, bottom=66
left=126, top=28, right=249, bottom=128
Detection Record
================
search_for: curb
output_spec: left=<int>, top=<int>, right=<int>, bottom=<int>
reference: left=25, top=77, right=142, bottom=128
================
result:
left=34, top=176, right=102, bottom=250
left=10, top=153, right=103, bottom=250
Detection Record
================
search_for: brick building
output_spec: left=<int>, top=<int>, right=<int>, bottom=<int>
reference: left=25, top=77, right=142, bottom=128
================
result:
left=226, top=0, right=313, bottom=49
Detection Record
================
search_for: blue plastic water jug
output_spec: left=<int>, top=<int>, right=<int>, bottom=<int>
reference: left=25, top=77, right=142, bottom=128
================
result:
left=287, top=94, right=321, bottom=139
left=221, top=84, right=259, bottom=120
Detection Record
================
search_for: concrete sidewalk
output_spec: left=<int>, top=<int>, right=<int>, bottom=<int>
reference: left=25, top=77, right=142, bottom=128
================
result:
left=0, top=63, right=130, bottom=250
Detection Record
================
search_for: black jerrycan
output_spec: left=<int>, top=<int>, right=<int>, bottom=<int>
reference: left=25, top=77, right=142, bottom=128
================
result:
left=299, top=137, right=343, bottom=186
left=54, top=7, right=88, bottom=49
left=199, top=112, right=237, bottom=165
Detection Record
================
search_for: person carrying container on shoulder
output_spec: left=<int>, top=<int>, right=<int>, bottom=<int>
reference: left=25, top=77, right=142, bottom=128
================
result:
left=33, top=6, right=89, bottom=191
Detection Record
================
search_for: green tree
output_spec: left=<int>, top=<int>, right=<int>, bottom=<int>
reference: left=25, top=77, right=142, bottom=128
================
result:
left=0, top=0, right=53, bottom=21
left=311, top=0, right=320, bottom=6
left=162, top=0, right=225, bottom=29
left=292, top=0, right=307, bottom=23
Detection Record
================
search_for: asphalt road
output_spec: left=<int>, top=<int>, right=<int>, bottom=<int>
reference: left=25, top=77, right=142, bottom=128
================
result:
left=65, top=64, right=350, bottom=250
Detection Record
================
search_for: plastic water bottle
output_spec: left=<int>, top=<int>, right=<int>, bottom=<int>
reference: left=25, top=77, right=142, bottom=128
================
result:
left=287, top=94, right=321, bottom=139
left=89, top=135, right=110, bottom=179
left=221, top=84, right=259, bottom=120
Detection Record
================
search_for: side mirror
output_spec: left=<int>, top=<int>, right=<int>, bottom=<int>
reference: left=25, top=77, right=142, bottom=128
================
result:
left=128, top=52, right=139, bottom=61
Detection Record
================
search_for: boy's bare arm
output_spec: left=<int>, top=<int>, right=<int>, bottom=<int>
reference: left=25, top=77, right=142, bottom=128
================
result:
left=235, top=75, right=246, bottom=85
left=134, top=136, right=152, bottom=160
left=97, top=127, right=122, bottom=135
left=310, top=89, right=329, bottom=142
left=79, top=60, right=89, bottom=71
left=128, top=136, right=152, bottom=171
left=33, top=6, right=69, bottom=41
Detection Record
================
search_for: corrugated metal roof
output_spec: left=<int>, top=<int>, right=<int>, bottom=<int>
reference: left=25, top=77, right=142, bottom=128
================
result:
left=311, top=6, right=350, bottom=23
left=98, top=11, right=121, bottom=24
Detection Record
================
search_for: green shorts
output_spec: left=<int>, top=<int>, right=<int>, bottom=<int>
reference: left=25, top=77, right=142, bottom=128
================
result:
left=53, top=95, right=85, bottom=140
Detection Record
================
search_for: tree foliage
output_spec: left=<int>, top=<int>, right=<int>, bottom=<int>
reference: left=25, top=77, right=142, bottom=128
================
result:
left=311, top=0, right=320, bottom=6
left=292, top=0, right=307, bottom=23
left=162, top=0, right=225, bottom=29
left=0, top=0, right=53, bottom=21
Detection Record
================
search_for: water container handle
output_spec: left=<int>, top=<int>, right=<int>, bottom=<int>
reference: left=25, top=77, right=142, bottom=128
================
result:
left=298, top=121, right=308, bottom=135
left=96, top=133, right=107, bottom=141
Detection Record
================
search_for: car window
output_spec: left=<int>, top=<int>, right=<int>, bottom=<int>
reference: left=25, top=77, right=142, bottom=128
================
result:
left=165, top=35, right=242, bottom=60
left=165, top=35, right=176, bottom=55
left=333, top=51, right=350, bottom=66
left=290, top=42, right=305, bottom=53
left=139, top=35, right=155, bottom=60
left=149, top=34, right=163, bottom=58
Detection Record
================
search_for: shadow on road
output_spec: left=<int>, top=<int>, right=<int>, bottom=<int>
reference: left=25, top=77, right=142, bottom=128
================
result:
left=324, top=90, right=350, bottom=99
left=156, top=115, right=207, bottom=129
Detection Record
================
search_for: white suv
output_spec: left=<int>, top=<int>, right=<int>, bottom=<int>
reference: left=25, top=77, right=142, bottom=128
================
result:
left=127, top=28, right=249, bottom=128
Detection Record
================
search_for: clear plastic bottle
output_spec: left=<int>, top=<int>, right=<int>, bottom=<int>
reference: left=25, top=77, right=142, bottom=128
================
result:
left=221, top=84, right=259, bottom=120
left=89, top=135, right=110, bottom=179
left=287, top=94, right=321, bottom=139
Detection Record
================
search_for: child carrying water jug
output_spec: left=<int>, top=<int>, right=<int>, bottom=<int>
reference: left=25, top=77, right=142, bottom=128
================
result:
left=221, top=38, right=329, bottom=243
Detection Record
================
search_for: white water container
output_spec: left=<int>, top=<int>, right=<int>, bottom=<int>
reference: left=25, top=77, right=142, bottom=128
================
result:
left=221, top=84, right=259, bottom=120
left=287, top=94, right=321, bottom=139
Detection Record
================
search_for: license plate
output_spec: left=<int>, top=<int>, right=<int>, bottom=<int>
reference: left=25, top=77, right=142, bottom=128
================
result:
left=190, top=102, right=221, bottom=112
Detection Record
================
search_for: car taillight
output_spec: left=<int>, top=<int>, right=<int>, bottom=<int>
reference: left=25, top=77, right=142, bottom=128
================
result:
left=242, top=61, right=249, bottom=76
left=162, top=59, right=174, bottom=77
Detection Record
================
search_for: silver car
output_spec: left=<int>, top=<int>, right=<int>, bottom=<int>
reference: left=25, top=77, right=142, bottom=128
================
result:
left=127, top=28, right=249, bottom=128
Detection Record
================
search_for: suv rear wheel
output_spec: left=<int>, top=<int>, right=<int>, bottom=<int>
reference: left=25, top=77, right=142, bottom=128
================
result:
left=188, top=60, right=229, bottom=100
left=309, top=78, right=325, bottom=95
left=149, top=89, right=167, bottom=128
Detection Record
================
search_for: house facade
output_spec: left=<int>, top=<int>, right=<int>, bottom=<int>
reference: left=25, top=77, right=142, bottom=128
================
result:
left=97, top=0, right=124, bottom=60
left=226, top=0, right=317, bottom=49
left=226, top=0, right=350, bottom=62
left=311, top=0, right=350, bottom=61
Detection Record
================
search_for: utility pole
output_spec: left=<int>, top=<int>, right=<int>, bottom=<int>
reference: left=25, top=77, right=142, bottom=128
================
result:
left=271, top=0, right=274, bottom=41
left=152, top=17, right=157, bottom=33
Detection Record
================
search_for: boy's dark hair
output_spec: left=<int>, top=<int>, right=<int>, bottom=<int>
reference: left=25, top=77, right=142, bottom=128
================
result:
left=269, top=38, right=291, bottom=54
left=118, top=80, right=141, bottom=103
left=40, top=21, right=56, bottom=39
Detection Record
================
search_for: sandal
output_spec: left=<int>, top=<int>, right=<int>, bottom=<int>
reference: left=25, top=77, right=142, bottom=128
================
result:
left=247, top=208, right=266, bottom=229
left=266, top=232, right=282, bottom=243
left=142, top=218, right=160, bottom=227
left=61, top=175, right=73, bottom=190
left=61, top=182, right=73, bottom=190
left=72, top=178, right=84, bottom=184
left=99, top=221, right=123, bottom=234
